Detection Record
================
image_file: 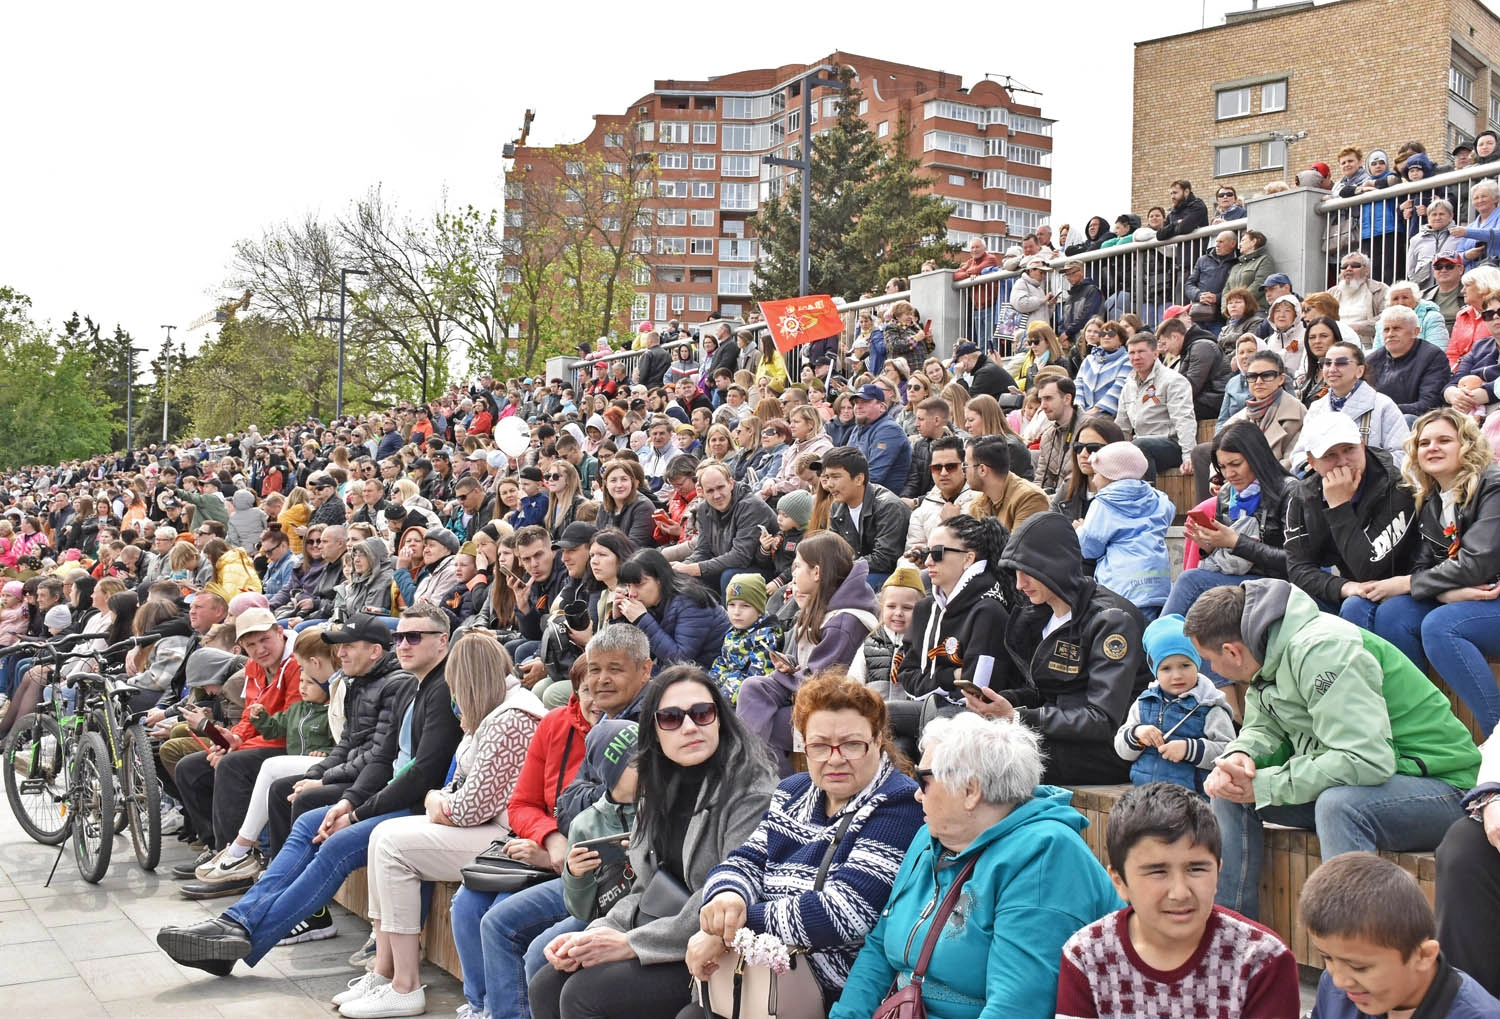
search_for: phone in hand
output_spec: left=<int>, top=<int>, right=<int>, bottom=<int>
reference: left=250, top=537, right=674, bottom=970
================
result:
left=769, top=649, right=797, bottom=673
left=572, top=833, right=630, bottom=866
left=507, top=565, right=532, bottom=586
left=651, top=511, right=671, bottom=524
left=952, top=679, right=984, bottom=698
left=1186, top=508, right=1215, bottom=530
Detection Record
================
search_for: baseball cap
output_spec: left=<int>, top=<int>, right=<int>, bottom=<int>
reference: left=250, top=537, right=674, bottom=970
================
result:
left=1264, top=273, right=1293, bottom=288
left=465, top=450, right=487, bottom=462
left=552, top=521, right=598, bottom=550
left=850, top=336, right=870, bottom=350
left=1163, top=304, right=1192, bottom=321
left=954, top=341, right=979, bottom=357
left=851, top=383, right=887, bottom=402
left=1453, top=141, right=1476, bottom=156
left=1434, top=254, right=1464, bottom=268
left=234, top=607, right=279, bottom=640
left=321, top=612, right=395, bottom=648
left=1302, top=412, right=1364, bottom=458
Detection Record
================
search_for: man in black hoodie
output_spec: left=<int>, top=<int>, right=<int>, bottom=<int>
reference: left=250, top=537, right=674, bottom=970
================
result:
left=1153, top=179, right=1210, bottom=241
left=157, top=606, right=463, bottom=975
left=966, top=512, right=1151, bottom=785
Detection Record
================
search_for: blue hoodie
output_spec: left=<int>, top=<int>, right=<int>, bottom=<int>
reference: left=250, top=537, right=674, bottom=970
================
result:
left=1075, top=346, right=1132, bottom=418
left=830, top=786, right=1122, bottom=1019
left=1076, top=479, right=1175, bottom=609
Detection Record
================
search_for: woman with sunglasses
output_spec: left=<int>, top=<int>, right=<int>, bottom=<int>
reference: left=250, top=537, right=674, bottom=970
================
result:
left=759, top=406, right=832, bottom=503
left=1014, top=323, right=1064, bottom=393
left=1444, top=290, right=1500, bottom=417
left=530, top=665, right=776, bottom=1019
left=899, top=514, right=1013, bottom=710
left=689, top=672, right=924, bottom=1015
left=1074, top=317, right=1132, bottom=417
left=728, top=415, right=762, bottom=484
left=541, top=461, right=584, bottom=536
left=1051, top=416, right=1127, bottom=524
left=1217, top=349, right=1306, bottom=473
left=1293, top=339, right=1411, bottom=468
left=615, top=549, right=731, bottom=670
left=898, top=372, right=928, bottom=435
left=744, top=419, right=790, bottom=487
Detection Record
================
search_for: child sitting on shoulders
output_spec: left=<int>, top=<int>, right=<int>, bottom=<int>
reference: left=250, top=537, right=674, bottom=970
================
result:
left=1056, top=782, right=1301, bottom=1019
left=1115, top=614, right=1235, bottom=794
left=710, top=574, right=783, bottom=704
left=863, top=565, right=924, bottom=697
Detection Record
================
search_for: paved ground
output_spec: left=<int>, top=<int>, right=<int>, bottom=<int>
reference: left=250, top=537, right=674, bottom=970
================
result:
left=0, top=802, right=465, bottom=1018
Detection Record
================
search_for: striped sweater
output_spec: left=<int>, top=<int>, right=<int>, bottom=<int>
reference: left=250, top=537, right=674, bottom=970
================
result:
left=702, top=757, right=924, bottom=993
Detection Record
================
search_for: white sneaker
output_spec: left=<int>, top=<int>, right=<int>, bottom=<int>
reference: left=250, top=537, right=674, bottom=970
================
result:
left=198, top=848, right=264, bottom=884
left=339, top=982, right=426, bottom=1018
left=332, top=971, right=390, bottom=1006
left=159, top=805, right=185, bottom=836
left=454, top=1005, right=488, bottom=1019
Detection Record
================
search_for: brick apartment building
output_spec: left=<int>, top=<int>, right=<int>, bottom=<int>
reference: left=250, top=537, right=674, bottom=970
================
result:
left=1132, top=0, right=1500, bottom=213
left=503, top=51, right=1054, bottom=328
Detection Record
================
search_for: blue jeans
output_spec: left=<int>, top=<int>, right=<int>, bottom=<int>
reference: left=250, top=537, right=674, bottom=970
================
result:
left=1162, top=570, right=1267, bottom=685
left=1339, top=594, right=1429, bottom=671
left=450, top=877, right=570, bottom=1018
left=1213, top=774, right=1466, bottom=920
left=224, top=803, right=408, bottom=965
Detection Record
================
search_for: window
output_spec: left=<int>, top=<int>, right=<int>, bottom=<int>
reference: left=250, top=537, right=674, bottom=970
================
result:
left=635, top=180, right=652, bottom=196
left=1261, top=137, right=1286, bottom=170
left=985, top=201, right=1007, bottom=222
left=690, top=123, right=716, bottom=146
left=983, top=169, right=1007, bottom=190
left=602, top=189, right=619, bottom=204
left=858, top=100, right=868, bottom=115
left=809, top=104, right=818, bottom=124
left=984, top=137, right=1006, bottom=157
left=822, top=97, right=839, bottom=118
left=722, top=97, right=755, bottom=120
left=723, top=219, right=745, bottom=238
left=1261, top=80, right=1286, bottom=113
left=721, top=182, right=757, bottom=211
left=878, top=121, right=889, bottom=138
left=1214, top=143, right=1251, bottom=176
left=502, top=267, right=521, bottom=283
left=657, top=209, right=687, bottom=227
left=946, top=228, right=979, bottom=247
left=1492, top=91, right=1500, bottom=128
left=671, top=295, right=685, bottom=313
left=1009, top=114, right=1050, bottom=136
left=604, top=132, right=624, bottom=148
left=631, top=237, right=652, bottom=253
left=636, top=122, right=655, bottom=142
left=692, top=153, right=716, bottom=171
left=636, top=210, right=652, bottom=227
left=603, top=161, right=623, bottom=176
left=658, top=180, right=688, bottom=198
left=949, top=199, right=981, bottom=220
left=1451, top=63, right=1476, bottom=104
left=632, top=265, right=652, bottom=285
left=564, top=215, right=585, bottom=229
left=563, top=186, right=583, bottom=204
left=923, top=131, right=980, bottom=155
left=690, top=238, right=714, bottom=255
left=659, top=122, right=690, bottom=144
left=632, top=294, right=650, bottom=321
left=923, top=100, right=1004, bottom=126
left=658, top=153, right=688, bottom=170
left=657, top=267, right=685, bottom=284
left=1007, top=207, right=1045, bottom=234
left=722, top=155, right=757, bottom=176
left=565, top=161, right=585, bottom=176
left=786, top=110, right=800, bottom=134
left=1216, top=86, right=1252, bottom=120
left=504, top=182, right=523, bottom=200
left=723, top=124, right=770, bottom=150
left=690, top=209, right=715, bottom=227
left=657, top=237, right=686, bottom=254
left=720, top=269, right=753, bottom=295
left=948, top=173, right=966, bottom=186
left=689, top=295, right=713, bottom=312
left=1007, top=144, right=1050, bottom=167
left=601, top=216, right=621, bottom=232
left=1008, top=175, right=1050, bottom=199
left=692, top=181, right=716, bottom=198
left=505, top=210, right=524, bottom=227
left=720, top=239, right=757, bottom=261
left=655, top=294, right=668, bottom=320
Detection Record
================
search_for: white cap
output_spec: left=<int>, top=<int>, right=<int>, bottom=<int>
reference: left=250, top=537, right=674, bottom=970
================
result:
left=1303, top=412, right=1364, bottom=457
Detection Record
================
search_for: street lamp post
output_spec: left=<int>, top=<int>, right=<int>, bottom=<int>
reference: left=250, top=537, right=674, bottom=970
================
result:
left=336, top=267, right=370, bottom=419
left=123, top=345, right=146, bottom=453
left=159, top=325, right=176, bottom=443
left=763, top=67, right=846, bottom=297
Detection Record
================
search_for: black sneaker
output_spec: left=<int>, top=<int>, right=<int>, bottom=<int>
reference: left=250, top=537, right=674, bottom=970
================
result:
left=172, top=848, right=216, bottom=880
left=276, top=907, right=338, bottom=946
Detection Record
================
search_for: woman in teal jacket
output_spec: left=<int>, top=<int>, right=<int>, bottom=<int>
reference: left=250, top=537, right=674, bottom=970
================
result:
left=829, top=714, right=1119, bottom=1019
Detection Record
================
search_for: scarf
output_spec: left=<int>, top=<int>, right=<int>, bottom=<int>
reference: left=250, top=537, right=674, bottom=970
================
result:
left=1328, top=380, right=1363, bottom=413
left=1243, top=390, right=1279, bottom=428
left=1224, top=480, right=1262, bottom=521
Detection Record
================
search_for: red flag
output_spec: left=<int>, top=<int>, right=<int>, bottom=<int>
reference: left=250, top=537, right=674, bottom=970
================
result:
left=758, top=295, right=844, bottom=354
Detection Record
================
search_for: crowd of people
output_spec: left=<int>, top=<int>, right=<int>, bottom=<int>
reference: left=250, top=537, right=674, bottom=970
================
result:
left=2, top=150, right=1500, bottom=1019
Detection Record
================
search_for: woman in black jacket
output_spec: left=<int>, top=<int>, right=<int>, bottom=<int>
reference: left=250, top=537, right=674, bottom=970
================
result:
left=596, top=459, right=657, bottom=548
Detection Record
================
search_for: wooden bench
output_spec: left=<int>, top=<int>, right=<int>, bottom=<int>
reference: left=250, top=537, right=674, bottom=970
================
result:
left=334, top=870, right=465, bottom=980
left=1153, top=420, right=1215, bottom=521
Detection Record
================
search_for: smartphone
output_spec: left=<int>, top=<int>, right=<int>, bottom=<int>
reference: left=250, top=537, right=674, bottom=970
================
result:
left=573, top=833, right=630, bottom=865
left=1186, top=509, right=1215, bottom=530
left=507, top=565, right=532, bottom=586
left=952, top=679, right=983, bottom=698
left=193, top=716, right=233, bottom=750
left=769, top=650, right=797, bottom=673
left=651, top=511, right=671, bottom=524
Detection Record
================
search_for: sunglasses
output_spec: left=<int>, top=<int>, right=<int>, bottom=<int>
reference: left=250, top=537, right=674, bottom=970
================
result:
left=914, top=767, right=937, bottom=793
left=1028, top=338, right=1046, bottom=346
left=924, top=544, right=970, bottom=563
left=1482, top=309, right=1500, bottom=321
left=1243, top=370, right=1284, bottom=383
left=929, top=462, right=964, bottom=474
left=544, top=473, right=563, bottom=482
left=1217, top=191, right=1236, bottom=198
left=654, top=701, right=718, bottom=731
left=393, top=630, right=445, bottom=646
left=1072, top=441, right=1105, bottom=455
left=1341, top=263, right=1363, bottom=270
left=1320, top=357, right=1357, bottom=369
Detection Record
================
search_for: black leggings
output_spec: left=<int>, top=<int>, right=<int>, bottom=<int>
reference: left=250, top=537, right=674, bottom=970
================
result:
left=1436, top=816, right=1500, bottom=998
left=528, top=957, right=692, bottom=1019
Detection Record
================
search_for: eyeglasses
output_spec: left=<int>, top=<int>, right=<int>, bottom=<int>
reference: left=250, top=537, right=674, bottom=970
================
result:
left=654, top=701, right=718, bottom=731
left=914, top=767, right=936, bottom=793
left=929, top=462, right=964, bottom=474
left=1320, top=357, right=1357, bottom=369
left=804, top=739, right=871, bottom=762
left=544, top=473, right=563, bottom=482
left=1482, top=309, right=1500, bottom=321
left=1072, top=441, right=1105, bottom=455
left=924, top=544, right=971, bottom=563
left=1028, top=338, right=1046, bottom=346
left=306, top=538, right=323, bottom=545
left=1243, top=370, right=1284, bottom=383
left=393, top=630, right=445, bottom=646
left=1217, top=191, right=1236, bottom=199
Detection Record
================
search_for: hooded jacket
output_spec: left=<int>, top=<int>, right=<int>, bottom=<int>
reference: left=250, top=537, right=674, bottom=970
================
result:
left=1223, top=580, right=1480, bottom=807
left=306, top=650, right=416, bottom=787
left=1077, top=480, right=1175, bottom=609
left=205, top=546, right=262, bottom=603
left=1409, top=463, right=1500, bottom=600
left=1358, top=149, right=1403, bottom=238
left=1075, top=345, right=1133, bottom=417
left=829, top=789, right=1122, bottom=1019
left=1114, top=674, right=1236, bottom=792
left=252, top=697, right=334, bottom=757
left=899, top=562, right=1013, bottom=701
left=994, top=513, right=1152, bottom=748
left=1008, top=272, right=1049, bottom=334
left=1059, top=275, right=1103, bottom=340
left=225, top=490, right=268, bottom=552
left=1261, top=295, right=1307, bottom=378
left=1284, top=446, right=1418, bottom=607
left=333, top=537, right=395, bottom=622
left=687, top=482, right=778, bottom=588
left=828, top=482, right=912, bottom=578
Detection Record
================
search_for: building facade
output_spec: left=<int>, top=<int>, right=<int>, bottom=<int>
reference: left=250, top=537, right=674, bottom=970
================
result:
left=503, top=51, right=1053, bottom=327
left=1132, top=0, right=1500, bottom=212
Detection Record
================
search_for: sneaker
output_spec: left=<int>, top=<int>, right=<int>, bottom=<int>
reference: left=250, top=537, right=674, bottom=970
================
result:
left=332, top=971, right=390, bottom=1006
left=276, top=906, right=337, bottom=946
left=172, top=848, right=216, bottom=880
left=349, top=935, right=377, bottom=968
left=454, top=1005, right=488, bottom=1019
left=159, top=805, right=185, bottom=836
left=339, top=982, right=426, bottom=1019
left=198, top=848, right=262, bottom=884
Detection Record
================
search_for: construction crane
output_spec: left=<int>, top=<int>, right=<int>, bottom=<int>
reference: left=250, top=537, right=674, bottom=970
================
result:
left=185, top=289, right=253, bottom=331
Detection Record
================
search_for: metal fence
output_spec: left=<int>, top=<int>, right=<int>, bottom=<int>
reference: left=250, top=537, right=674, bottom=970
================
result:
left=951, top=221, right=1245, bottom=357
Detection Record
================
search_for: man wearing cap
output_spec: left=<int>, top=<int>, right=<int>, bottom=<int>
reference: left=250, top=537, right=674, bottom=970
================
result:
left=954, top=340, right=1018, bottom=402
left=1425, top=253, right=1467, bottom=333
left=174, top=475, right=230, bottom=529
left=678, top=461, right=776, bottom=594
left=1057, top=260, right=1102, bottom=345
left=1284, top=412, right=1418, bottom=613
left=850, top=383, right=912, bottom=494
left=1117, top=329, right=1198, bottom=476
left=306, top=472, right=348, bottom=527
left=171, top=608, right=303, bottom=888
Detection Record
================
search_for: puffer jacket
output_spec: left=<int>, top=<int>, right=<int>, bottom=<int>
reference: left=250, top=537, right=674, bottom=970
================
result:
left=1409, top=463, right=1500, bottom=600
left=687, top=483, right=778, bottom=589
left=1008, top=272, right=1049, bottom=335
left=709, top=615, right=783, bottom=703
left=631, top=589, right=733, bottom=670
left=225, top=490, right=268, bottom=552
left=860, top=626, right=903, bottom=694
left=306, top=651, right=416, bottom=787
left=900, top=563, right=1013, bottom=703
left=1076, top=480, right=1175, bottom=609
left=206, top=546, right=262, bottom=602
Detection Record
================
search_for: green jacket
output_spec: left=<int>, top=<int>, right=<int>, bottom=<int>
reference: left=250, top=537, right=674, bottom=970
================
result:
left=562, top=793, right=637, bottom=923
left=173, top=485, right=229, bottom=525
left=1225, top=581, right=1479, bottom=807
left=252, top=699, right=334, bottom=757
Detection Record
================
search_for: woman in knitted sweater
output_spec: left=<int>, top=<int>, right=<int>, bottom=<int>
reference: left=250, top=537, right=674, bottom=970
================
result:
left=335, top=631, right=547, bottom=1018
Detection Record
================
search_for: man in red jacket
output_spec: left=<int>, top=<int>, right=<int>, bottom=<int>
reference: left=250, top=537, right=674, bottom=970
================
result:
left=171, top=607, right=303, bottom=889
left=954, top=237, right=1003, bottom=353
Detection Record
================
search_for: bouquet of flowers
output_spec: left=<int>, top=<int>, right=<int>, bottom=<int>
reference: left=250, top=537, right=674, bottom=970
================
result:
left=730, top=927, right=791, bottom=975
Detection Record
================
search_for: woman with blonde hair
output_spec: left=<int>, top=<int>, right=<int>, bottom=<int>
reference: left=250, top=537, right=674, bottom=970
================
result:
left=542, top=460, right=584, bottom=535
left=941, top=381, right=970, bottom=433
left=963, top=394, right=1034, bottom=480
left=755, top=335, right=789, bottom=394
left=921, top=356, right=950, bottom=388
left=279, top=487, right=312, bottom=554
left=1340, top=407, right=1500, bottom=732
left=760, top=405, right=833, bottom=502
left=1014, top=323, right=1065, bottom=392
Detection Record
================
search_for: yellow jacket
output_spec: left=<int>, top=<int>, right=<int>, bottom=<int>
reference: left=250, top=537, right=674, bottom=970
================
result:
left=278, top=504, right=310, bottom=554
left=206, top=547, right=263, bottom=602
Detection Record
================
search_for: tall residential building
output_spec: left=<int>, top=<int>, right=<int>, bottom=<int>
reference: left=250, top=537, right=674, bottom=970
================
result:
left=1132, top=0, right=1500, bottom=212
left=503, top=51, right=1053, bottom=327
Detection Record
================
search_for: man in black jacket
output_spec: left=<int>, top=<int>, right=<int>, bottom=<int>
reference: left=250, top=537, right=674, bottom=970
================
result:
left=1284, top=414, right=1418, bottom=613
left=824, top=445, right=912, bottom=590
left=1154, top=179, right=1210, bottom=241
left=508, top=524, right=570, bottom=687
left=1365, top=305, right=1449, bottom=416
left=635, top=330, right=670, bottom=389
left=1157, top=316, right=1231, bottom=421
left=157, top=606, right=463, bottom=975
left=954, top=340, right=1018, bottom=402
left=705, top=321, right=739, bottom=380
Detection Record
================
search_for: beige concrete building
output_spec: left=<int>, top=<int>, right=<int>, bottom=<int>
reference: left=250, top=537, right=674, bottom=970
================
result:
left=1132, top=0, right=1500, bottom=211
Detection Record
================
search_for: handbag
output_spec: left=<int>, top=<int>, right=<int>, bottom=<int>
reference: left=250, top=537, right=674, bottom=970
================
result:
left=634, top=857, right=691, bottom=924
left=869, top=855, right=978, bottom=1019
left=697, top=813, right=856, bottom=1019
left=460, top=837, right=555, bottom=894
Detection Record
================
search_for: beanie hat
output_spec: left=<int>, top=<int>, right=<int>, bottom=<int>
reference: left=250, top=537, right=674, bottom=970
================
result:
left=724, top=573, right=768, bottom=615
left=1091, top=441, right=1149, bottom=482
left=227, top=592, right=270, bottom=618
left=585, top=719, right=639, bottom=797
left=777, top=489, right=813, bottom=529
left=882, top=563, right=927, bottom=597
left=44, top=604, right=71, bottom=630
left=458, top=541, right=479, bottom=557
left=2, top=581, right=22, bottom=598
left=1142, top=613, right=1202, bottom=673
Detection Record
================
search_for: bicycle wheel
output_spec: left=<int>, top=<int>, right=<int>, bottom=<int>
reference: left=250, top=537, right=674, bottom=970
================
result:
left=3, top=712, right=69, bottom=844
left=71, top=731, right=113, bottom=884
left=94, top=712, right=129, bottom=837
left=121, top=724, right=161, bottom=870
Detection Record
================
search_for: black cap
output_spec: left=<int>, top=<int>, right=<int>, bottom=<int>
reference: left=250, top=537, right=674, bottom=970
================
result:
left=321, top=612, right=394, bottom=648
left=954, top=341, right=979, bottom=357
left=411, top=458, right=432, bottom=472
left=519, top=466, right=543, bottom=482
left=1453, top=141, right=1475, bottom=155
left=552, top=521, right=598, bottom=550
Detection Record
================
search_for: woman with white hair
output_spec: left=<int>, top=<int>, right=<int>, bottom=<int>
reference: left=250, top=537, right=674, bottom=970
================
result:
left=828, top=714, right=1119, bottom=1019
left=1373, top=279, right=1450, bottom=351
left=1451, top=178, right=1500, bottom=266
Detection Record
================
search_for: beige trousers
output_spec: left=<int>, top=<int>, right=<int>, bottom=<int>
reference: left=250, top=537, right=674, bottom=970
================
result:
left=366, top=814, right=506, bottom=934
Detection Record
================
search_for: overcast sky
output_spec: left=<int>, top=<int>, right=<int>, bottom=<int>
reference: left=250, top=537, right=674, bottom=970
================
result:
left=0, top=0, right=1429, bottom=373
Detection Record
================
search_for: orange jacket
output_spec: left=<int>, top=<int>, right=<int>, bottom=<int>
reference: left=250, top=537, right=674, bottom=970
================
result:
left=231, top=641, right=303, bottom=750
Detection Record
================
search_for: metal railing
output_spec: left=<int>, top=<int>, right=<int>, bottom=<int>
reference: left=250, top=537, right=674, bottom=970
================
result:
left=1316, top=161, right=1498, bottom=290
left=951, top=220, right=1246, bottom=355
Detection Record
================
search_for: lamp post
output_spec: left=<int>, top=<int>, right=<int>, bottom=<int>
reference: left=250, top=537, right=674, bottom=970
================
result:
left=1271, top=130, right=1310, bottom=184
left=763, top=66, right=846, bottom=297
left=159, top=325, right=176, bottom=442
left=123, top=345, right=146, bottom=453
left=335, top=267, right=370, bottom=419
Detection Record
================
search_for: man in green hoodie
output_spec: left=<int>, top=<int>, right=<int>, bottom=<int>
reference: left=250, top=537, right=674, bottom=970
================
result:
left=1183, top=579, right=1479, bottom=921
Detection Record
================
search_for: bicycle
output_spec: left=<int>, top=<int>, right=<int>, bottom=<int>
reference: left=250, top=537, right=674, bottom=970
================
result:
left=2, top=635, right=91, bottom=845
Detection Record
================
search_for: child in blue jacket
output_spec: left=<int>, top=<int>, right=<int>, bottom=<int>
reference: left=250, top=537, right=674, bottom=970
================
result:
left=1075, top=441, right=1174, bottom=617
left=709, top=574, right=782, bottom=703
